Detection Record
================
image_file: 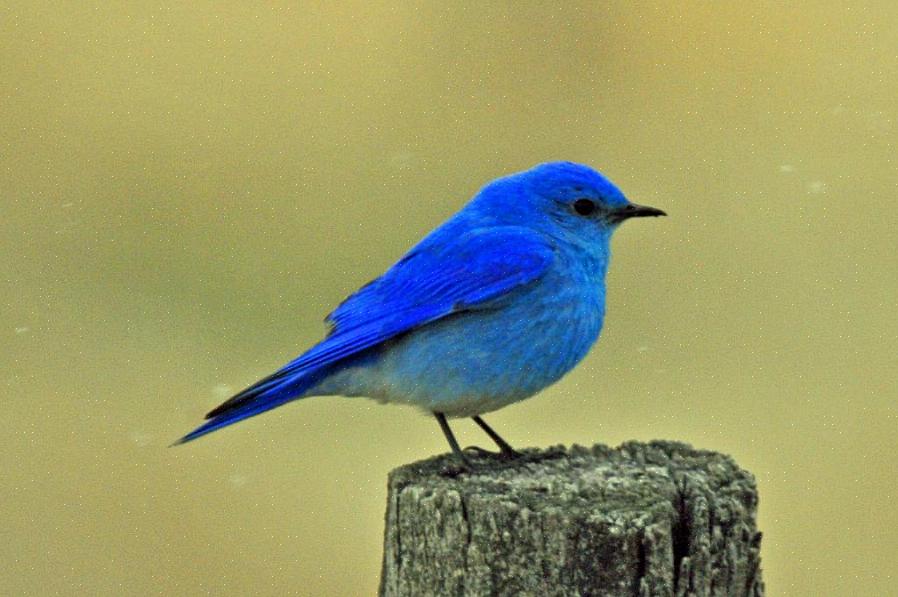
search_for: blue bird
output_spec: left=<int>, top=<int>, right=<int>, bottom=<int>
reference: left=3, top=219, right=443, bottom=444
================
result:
left=176, top=162, right=665, bottom=466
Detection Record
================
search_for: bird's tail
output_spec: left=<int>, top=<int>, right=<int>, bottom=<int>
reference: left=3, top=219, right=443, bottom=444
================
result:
left=173, top=368, right=326, bottom=445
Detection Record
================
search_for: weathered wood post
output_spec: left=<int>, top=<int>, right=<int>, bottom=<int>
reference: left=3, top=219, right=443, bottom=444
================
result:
left=380, top=441, right=763, bottom=597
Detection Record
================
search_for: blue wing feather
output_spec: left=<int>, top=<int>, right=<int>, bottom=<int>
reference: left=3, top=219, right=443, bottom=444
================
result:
left=175, top=226, right=554, bottom=444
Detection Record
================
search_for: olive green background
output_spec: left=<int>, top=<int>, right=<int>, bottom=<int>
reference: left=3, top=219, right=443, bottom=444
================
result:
left=3, top=3, right=896, bottom=595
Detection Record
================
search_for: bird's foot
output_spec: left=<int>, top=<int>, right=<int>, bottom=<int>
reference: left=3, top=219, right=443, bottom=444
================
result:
left=464, top=445, right=524, bottom=461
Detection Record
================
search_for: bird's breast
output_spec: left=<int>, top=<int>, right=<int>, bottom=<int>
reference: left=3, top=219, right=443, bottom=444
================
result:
left=515, top=256, right=607, bottom=382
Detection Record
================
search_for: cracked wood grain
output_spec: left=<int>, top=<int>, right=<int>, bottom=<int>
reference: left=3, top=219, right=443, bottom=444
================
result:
left=380, top=441, right=764, bottom=597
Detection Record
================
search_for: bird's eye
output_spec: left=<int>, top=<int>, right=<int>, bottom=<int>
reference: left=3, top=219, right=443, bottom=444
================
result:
left=573, top=198, right=596, bottom=216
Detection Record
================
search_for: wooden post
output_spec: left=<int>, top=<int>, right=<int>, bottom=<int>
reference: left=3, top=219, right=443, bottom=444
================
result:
left=380, top=441, right=763, bottom=597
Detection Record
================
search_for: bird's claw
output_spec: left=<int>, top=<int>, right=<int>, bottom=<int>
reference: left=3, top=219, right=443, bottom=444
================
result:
left=464, top=445, right=524, bottom=461
left=463, top=445, right=496, bottom=457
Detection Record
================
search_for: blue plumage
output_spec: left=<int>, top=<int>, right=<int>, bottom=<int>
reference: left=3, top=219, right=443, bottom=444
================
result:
left=176, top=161, right=664, bottom=464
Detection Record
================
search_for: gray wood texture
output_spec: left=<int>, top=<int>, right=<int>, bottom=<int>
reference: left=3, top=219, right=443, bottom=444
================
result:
left=380, top=441, right=763, bottom=597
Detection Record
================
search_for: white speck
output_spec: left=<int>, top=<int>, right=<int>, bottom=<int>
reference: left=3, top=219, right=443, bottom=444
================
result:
left=15, top=327, right=30, bottom=335
left=389, top=151, right=417, bottom=170
left=807, top=181, right=827, bottom=194
left=228, top=473, right=248, bottom=487
left=636, top=346, right=650, bottom=353
left=61, top=202, right=74, bottom=208
left=779, top=164, right=795, bottom=173
left=130, top=431, right=153, bottom=447
left=212, top=384, right=233, bottom=399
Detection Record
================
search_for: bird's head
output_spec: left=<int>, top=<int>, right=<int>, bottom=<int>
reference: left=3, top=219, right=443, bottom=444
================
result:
left=472, top=161, right=665, bottom=240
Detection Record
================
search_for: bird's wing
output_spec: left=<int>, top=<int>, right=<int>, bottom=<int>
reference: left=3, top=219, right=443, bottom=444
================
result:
left=177, top=226, right=554, bottom=443
left=325, top=225, right=555, bottom=334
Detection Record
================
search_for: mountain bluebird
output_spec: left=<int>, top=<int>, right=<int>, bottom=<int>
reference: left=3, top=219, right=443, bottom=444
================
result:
left=177, top=162, right=665, bottom=467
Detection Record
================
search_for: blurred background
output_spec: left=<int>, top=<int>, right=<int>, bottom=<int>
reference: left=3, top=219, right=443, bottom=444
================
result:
left=2, top=2, right=896, bottom=595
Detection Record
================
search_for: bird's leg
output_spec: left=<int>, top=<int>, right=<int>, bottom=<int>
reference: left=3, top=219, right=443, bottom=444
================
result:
left=435, top=412, right=472, bottom=469
left=471, top=415, right=523, bottom=459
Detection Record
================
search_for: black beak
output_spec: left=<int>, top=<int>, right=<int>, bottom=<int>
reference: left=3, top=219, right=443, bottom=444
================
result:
left=609, top=203, right=667, bottom=223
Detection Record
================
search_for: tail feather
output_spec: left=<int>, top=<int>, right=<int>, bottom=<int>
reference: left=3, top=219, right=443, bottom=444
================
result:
left=173, top=370, right=325, bottom=445
left=204, top=371, right=288, bottom=419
